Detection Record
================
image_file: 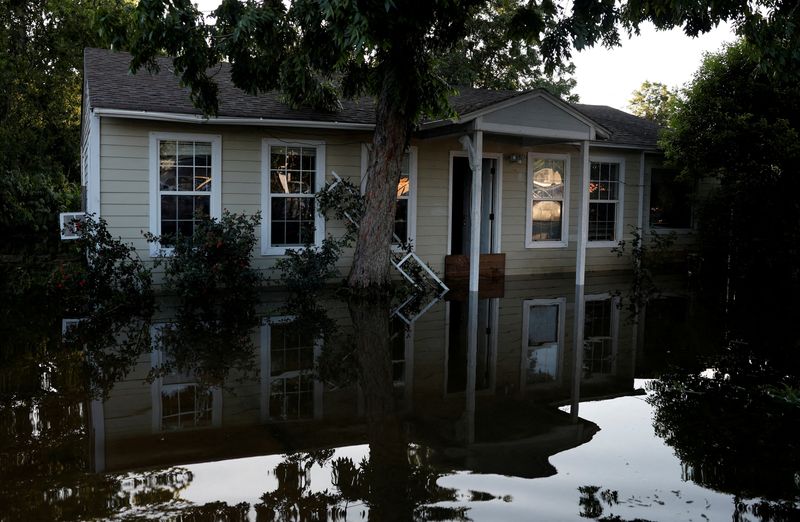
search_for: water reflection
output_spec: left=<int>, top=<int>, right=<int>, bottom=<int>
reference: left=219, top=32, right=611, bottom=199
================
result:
left=1, top=270, right=799, bottom=520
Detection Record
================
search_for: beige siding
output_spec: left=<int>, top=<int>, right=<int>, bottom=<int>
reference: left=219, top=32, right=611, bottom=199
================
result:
left=482, top=96, right=590, bottom=134
left=99, top=117, right=656, bottom=279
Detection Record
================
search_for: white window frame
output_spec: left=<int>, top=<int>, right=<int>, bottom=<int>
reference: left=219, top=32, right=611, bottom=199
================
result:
left=587, top=155, right=626, bottom=248
left=583, top=293, right=619, bottom=377
left=526, top=152, right=570, bottom=248
left=149, top=324, right=223, bottom=433
left=148, top=132, right=222, bottom=257
left=360, top=143, right=418, bottom=250
left=259, top=316, right=323, bottom=422
left=520, top=297, right=566, bottom=388
left=261, top=140, right=326, bottom=256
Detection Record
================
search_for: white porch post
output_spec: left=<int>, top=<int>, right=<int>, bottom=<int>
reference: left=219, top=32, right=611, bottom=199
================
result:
left=459, top=130, right=484, bottom=293
left=571, top=140, right=590, bottom=419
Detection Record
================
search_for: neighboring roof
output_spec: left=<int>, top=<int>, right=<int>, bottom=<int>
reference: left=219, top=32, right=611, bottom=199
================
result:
left=573, top=104, right=661, bottom=148
left=84, top=47, right=660, bottom=148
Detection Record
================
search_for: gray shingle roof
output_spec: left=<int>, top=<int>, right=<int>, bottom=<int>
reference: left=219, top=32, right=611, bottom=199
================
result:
left=573, top=104, right=661, bottom=148
left=84, top=48, right=660, bottom=148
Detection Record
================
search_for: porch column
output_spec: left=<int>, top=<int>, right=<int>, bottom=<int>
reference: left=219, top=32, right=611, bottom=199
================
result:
left=571, top=140, right=590, bottom=419
left=458, top=130, right=484, bottom=293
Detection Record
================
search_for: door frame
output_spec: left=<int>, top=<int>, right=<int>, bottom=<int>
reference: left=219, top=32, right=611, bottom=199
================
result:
left=447, top=151, right=504, bottom=256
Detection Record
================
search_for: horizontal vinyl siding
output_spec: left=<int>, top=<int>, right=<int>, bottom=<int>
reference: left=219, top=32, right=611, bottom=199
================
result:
left=99, top=117, right=368, bottom=277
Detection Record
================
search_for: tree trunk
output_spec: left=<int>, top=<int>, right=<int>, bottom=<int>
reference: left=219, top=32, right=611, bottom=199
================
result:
left=347, top=78, right=411, bottom=289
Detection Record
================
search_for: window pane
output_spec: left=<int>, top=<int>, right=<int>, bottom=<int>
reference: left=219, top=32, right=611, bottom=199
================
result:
left=161, top=195, right=177, bottom=220
left=271, top=221, right=286, bottom=246
left=526, top=345, right=558, bottom=383
left=532, top=159, right=565, bottom=200
left=588, top=202, right=616, bottom=241
left=397, top=173, right=410, bottom=197
left=194, top=167, right=212, bottom=191
left=271, top=170, right=289, bottom=194
left=271, top=148, right=286, bottom=169
left=177, top=166, right=193, bottom=191
left=194, top=196, right=210, bottom=219
left=286, top=147, right=301, bottom=170
left=394, top=199, right=408, bottom=243
left=650, top=168, right=692, bottom=228
left=528, top=305, right=559, bottom=345
left=301, top=148, right=316, bottom=171
left=531, top=200, right=562, bottom=241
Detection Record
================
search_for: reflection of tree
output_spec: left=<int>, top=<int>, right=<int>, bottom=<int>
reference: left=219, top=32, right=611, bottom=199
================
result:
left=648, top=364, right=800, bottom=520
left=251, top=295, right=470, bottom=521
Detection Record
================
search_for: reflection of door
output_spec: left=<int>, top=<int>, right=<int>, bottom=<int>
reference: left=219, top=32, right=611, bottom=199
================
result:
left=449, top=156, right=498, bottom=256
left=446, top=298, right=497, bottom=394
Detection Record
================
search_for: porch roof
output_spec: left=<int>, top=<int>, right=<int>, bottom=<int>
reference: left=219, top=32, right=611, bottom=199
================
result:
left=84, top=47, right=660, bottom=149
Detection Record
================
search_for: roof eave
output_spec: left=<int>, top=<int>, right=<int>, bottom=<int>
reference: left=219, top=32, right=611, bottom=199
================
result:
left=91, top=107, right=375, bottom=130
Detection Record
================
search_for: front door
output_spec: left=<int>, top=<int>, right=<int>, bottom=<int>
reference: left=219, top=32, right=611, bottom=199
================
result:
left=450, top=156, right=497, bottom=256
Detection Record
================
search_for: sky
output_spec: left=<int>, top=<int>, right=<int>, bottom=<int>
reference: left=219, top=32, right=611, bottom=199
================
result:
left=193, top=1, right=736, bottom=113
left=572, top=22, right=735, bottom=111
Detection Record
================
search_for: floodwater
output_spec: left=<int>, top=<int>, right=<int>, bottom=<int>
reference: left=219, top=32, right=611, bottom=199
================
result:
left=1, top=272, right=798, bottom=521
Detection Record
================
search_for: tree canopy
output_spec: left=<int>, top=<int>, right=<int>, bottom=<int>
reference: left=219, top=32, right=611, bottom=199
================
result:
left=628, top=80, right=678, bottom=127
left=0, top=0, right=134, bottom=179
left=662, top=40, right=800, bottom=358
left=125, top=0, right=800, bottom=288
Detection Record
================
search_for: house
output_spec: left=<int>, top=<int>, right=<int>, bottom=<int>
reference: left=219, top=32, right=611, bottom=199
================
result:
left=80, top=47, right=694, bottom=283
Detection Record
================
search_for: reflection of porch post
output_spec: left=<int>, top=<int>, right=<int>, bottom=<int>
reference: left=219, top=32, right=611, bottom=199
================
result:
left=571, top=140, right=590, bottom=420
left=90, top=399, right=105, bottom=472
left=459, top=130, right=484, bottom=293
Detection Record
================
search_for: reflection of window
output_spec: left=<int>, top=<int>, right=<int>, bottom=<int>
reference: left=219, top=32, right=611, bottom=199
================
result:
left=149, top=133, right=221, bottom=255
left=522, top=298, right=565, bottom=385
left=527, top=153, right=569, bottom=247
left=361, top=145, right=417, bottom=246
left=649, top=168, right=692, bottom=229
left=161, top=382, right=214, bottom=430
left=584, top=296, right=617, bottom=377
left=261, top=319, right=319, bottom=421
left=588, top=159, right=624, bottom=243
left=150, top=326, right=221, bottom=433
left=262, top=141, right=325, bottom=255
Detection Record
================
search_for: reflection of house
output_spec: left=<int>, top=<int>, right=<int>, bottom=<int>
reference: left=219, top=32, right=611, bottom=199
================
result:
left=80, top=48, right=695, bottom=280
left=94, top=274, right=638, bottom=473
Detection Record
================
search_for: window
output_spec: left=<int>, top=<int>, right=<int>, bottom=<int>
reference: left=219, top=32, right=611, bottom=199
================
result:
left=260, top=318, right=320, bottom=421
left=262, top=140, right=326, bottom=255
left=521, top=298, right=565, bottom=386
left=583, top=295, right=618, bottom=378
left=361, top=145, right=417, bottom=247
left=588, top=158, right=624, bottom=244
left=649, top=168, right=693, bottom=229
left=527, top=153, right=569, bottom=247
left=149, top=325, right=222, bottom=432
left=149, top=133, right=221, bottom=256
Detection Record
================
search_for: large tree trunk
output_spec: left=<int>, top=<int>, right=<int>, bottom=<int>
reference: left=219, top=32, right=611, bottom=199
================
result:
left=347, top=77, right=412, bottom=289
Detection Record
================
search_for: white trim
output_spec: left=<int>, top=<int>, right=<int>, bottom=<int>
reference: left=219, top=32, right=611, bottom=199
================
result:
left=586, top=154, right=626, bottom=248
left=447, top=150, right=503, bottom=255
left=148, top=132, right=222, bottom=257
left=93, top=107, right=374, bottom=130
left=424, top=90, right=609, bottom=139
left=526, top=152, right=570, bottom=249
left=520, top=297, right=567, bottom=389
left=87, top=113, right=101, bottom=217
left=359, top=144, right=418, bottom=249
left=261, top=139, right=326, bottom=256
left=477, top=121, right=592, bottom=141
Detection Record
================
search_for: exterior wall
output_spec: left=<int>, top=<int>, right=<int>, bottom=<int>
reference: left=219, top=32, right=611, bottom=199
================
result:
left=98, top=117, right=367, bottom=277
left=412, top=136, right=642, bottom=276
left=97, top=116, right=650, bottom=279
